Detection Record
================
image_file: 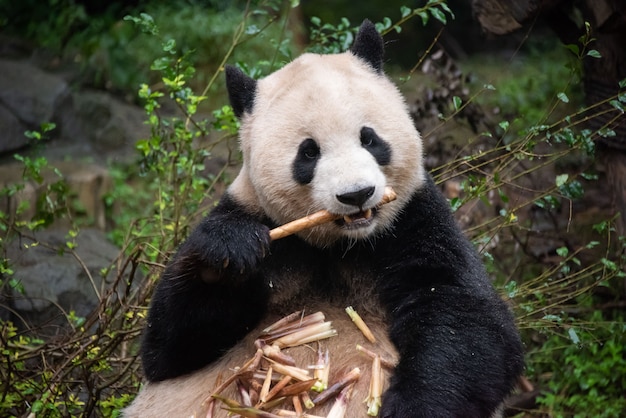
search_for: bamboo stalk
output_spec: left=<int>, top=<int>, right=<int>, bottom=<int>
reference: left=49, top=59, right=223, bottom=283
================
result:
left=262, top=311, right=304, bottom=334
left=275, top=379, right=319, bottom=398
left=311, top=367, right=361, bottom=406
left=345, top=306, right=376, bottom=343
left=301, top=391, right=315, bottom=409
left=260, top=312, right=326, bottom=341
left=326, top=384, right=355, bottom=418
left=272, top=322, right=336, bottom=348
left=261, top=375, right=292, bottom=404
left=365, top=355, right=382, bottom=416
left=313, top=346, right=330, bottom=392
left=260, top=366, right=273, bottom=403
left=269, top=187, right=397, bottom=240
left=355, top=344, right=396, bottom=369
left=222, top=406, right=282, bottom=418
left=292, top=395, right=303, bottom=415
left=265, top=359, right=312, bottom=382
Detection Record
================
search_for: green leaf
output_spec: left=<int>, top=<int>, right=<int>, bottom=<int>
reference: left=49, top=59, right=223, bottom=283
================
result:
left=557, top=92, right=569, bottom=103
left=619, top=78, right=626, bottom=88
left=556, top=246, right=569, bottom=257
left=555, top=173, right=569, bottom=187
left=609, top=100, right=624, bottom=112
left=568, top=328, right=580, bottom=344
left=452, top=96, right=462, bottom=110
left=430, top=7, right=447, bottom=25
left=542, top=314, right=562, bottom=323
left=586, top=49, right=601, bottom=58
left=439, top=2, right=455, bottom=19
left=400, top=5, right=411, bottom=18
left=417, top=10, right=429, bottom=25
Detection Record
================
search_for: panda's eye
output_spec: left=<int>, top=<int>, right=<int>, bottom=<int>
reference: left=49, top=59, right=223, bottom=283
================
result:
left=301, top=139, right=320, bottom=160
left=361, top=127, right=378, bottom=148
left=293, top=138, right=320, bottom=184
left=360, top=127, right=392, bottom=166
left=361, top=132, right=374, bottom=147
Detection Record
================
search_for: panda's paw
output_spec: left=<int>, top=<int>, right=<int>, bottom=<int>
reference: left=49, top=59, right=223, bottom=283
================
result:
left=186, top=218, right=271, bottom=283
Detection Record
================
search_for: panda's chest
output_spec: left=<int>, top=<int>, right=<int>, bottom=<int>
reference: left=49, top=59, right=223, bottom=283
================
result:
left=263, top=239, right=379, bottom=310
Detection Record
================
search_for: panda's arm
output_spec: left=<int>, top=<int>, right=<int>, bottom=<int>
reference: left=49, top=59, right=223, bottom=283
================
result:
left=140, top=193, right=271, bottom=382
left=377, top=176, right=524, bottom=417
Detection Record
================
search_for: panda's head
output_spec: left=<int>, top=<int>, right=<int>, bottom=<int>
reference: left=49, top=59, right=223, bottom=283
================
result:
left=226, top=20, right=424, bottom=247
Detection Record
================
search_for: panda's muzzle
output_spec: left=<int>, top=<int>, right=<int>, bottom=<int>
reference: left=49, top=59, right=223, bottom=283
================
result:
left=335, top=207, right=376, bottom=228
left=334, top=186, right=378, bottom=228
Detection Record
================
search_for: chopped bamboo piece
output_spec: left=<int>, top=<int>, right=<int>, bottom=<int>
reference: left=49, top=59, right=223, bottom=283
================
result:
left=269, top=187, right=397, bottom=240
left=265, top=359, right=312, bottom=382
left=222, top=406, right=282, bottom=418
left=275, top=410, right=297, bottom=417
left=272, top=322, right=337, bottom=348
left=262, top=310, right=304, bottom=334
left=311, top=367, right=361, bottom=406
left=259, top=366, right=273, bottom=403
left=365, top=355, right=382, bottom=416
left=258, top=342, right=296, bottom=366
left=313, top=346, right=330, bottom=392
left=355, top=344, right=397, bottom=369
left=260, top=312, right=326, bottom=341
left=326, top=384, right=355, bottom=418
left=301, top=391, right=315, bottom=409
left=237, top=379, right=252, bottom=407
left=211, top=394, right=242, bottom=409
left=345, top=306, right=376, bottom=343
left=275, top=379, right=319, bottom=398
left=292, top=395, right=303, bottom=415
left=261, top=375, right=292, bottom=404
left=274, top=410, right=325, bottom=418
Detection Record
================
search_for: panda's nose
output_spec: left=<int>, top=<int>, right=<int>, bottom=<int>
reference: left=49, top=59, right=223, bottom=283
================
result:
left=336, top=186, right=375, bottom=208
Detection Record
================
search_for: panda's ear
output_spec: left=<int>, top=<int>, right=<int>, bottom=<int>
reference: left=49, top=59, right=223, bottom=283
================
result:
left=225, top=65, right=257, bottom=118
left=350, top=19, right=384, bottom=73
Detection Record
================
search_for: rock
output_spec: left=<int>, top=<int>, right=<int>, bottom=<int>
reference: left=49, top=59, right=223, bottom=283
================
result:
left=0, top=103, right=28, bottom=153
left=3, top=228, right=123, bottom=332
left=71, top=89, right=149, bottom=157
left=0, top=160, right=112, bottom=230
left=0, top=59, right=70, bottom=127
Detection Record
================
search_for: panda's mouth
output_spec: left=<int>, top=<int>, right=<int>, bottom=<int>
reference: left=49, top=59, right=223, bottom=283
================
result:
left=335, top=208, right=376, bottom=229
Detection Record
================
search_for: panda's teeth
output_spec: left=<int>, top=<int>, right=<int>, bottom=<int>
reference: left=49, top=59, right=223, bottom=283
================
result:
left=343, top=209, right=373, bottom=224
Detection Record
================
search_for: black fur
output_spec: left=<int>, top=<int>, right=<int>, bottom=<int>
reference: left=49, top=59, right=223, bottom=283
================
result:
left=141, top=20, right=524, bottom=416
left=292, top=138, right=320, bottom=184
left=361, top=126, right=392, bottom=165
left=351, top=19, right=384, bottom=73
left=141, top=175, right=524, bottom=416
left=141, top=194, right=271, bottom=382
left=375, top=176, right=524, bottom=417
left=225, top=65, right=257, bottom=118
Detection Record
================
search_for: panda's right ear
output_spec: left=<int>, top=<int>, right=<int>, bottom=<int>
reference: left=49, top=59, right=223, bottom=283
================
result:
left=225, top=65, right=257, bottom=118
left=351, top=19, right=384, bottom=73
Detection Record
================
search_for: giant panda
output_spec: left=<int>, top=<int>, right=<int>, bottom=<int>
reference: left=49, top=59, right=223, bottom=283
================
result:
left=124, top=20, right=524, bottom=418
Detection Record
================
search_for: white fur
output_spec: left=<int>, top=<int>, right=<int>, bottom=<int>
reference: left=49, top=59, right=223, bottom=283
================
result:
left=230, top=51, right=424, bottom=247
left=124, top=305, right=398, bottom=418
left=126, top=50, right=425, bottom=417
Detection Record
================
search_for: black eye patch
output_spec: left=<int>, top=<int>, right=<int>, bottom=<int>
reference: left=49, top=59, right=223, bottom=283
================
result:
left=292, top=138, right=320, bottom=184
left=360, top=127, right=391, bottom=165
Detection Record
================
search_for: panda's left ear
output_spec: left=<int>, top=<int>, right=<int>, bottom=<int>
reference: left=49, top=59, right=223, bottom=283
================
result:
left=225, top=65, right=257, bottom=118
left=350, top=19, right=384, bottom=73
